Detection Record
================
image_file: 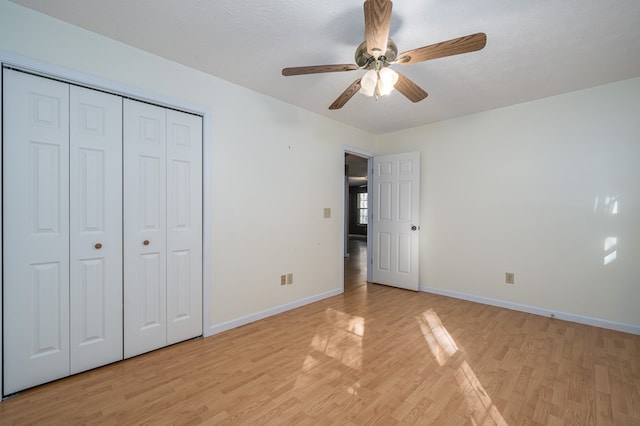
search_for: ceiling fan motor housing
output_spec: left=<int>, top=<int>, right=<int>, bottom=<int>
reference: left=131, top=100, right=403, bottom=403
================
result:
left=355, top=39, right=398, bottom=68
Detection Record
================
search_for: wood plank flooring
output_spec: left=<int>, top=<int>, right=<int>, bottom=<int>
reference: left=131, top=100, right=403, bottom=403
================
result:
left=1, top=238, right=639, bottom=424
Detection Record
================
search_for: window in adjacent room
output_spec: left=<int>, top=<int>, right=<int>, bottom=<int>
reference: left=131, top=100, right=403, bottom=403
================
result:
left=357, top=192, right=368, bottom=225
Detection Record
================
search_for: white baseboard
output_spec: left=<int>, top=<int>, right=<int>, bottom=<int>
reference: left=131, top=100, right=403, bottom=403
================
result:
left=420, top=285, right=640, bottom=336
left=206, top=288, right=343, bottom=337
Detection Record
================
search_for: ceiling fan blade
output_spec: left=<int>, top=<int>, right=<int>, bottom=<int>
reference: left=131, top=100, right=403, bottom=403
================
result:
left=394, top=72, right=428, bottom=103
left=282, top=64, right=358, bottom=76
left=396, top=32, right=487, bottom=65
left=364, top=0, right=393, bottom=59
left=329, top=79, right=362, bottom=110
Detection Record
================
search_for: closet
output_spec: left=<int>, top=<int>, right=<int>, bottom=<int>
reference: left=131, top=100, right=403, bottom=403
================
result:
left=2, top=68, right=203, bottom=395
left=123, top=98, right=203, bottom=358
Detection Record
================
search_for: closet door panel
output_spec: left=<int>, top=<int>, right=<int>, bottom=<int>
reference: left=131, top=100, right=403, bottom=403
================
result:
left=3, top=70, right=70, bottom=394
left=124, top=99, right=167, bottom=358
left=166, top=111, right=202, bottom=344
left=69, top=86, right=123, bottom=374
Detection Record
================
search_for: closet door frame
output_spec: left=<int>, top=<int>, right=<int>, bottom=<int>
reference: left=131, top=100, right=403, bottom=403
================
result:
left=0, top=52, right=213, bottom=398
left=1, top=56, right=4, bottom=397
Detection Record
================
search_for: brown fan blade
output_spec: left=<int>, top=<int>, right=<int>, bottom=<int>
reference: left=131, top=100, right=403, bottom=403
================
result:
left=364, top=0, right=393, bottom=59
left=329, top=79, right=362, bottom=110
left=394, top=72, right=428, bottom=103
left=282, top=64, right=358, bottom=76
left=396, top=32, right=487, bottom=65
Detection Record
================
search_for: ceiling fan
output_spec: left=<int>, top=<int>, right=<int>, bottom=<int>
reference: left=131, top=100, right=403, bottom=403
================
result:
left=282, top=0, right=486, bottom=110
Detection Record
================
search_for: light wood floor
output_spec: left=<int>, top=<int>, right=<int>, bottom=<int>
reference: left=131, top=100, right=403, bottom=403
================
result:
left=2, top=238, right=639, bottom=425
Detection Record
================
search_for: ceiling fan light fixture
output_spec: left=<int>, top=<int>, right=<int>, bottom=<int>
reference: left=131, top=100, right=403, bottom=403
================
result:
left=360, top=68, right=398, bottom=99
left=359, top=67, right=398, bottom=98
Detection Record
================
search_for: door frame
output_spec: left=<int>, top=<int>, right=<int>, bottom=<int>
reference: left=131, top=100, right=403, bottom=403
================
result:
left=0, top=51, right=213, bottom=397
left=342, top=146, right=374, bottom=289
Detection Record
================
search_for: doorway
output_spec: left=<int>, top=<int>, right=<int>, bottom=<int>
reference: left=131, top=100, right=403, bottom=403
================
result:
left=344, top=152, right=370, bottom=291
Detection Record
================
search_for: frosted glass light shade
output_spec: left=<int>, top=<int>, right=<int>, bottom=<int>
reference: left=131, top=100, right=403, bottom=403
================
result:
left=378, top=67, right=398, bottom=96
left=359, top=69, right=377, bottom=97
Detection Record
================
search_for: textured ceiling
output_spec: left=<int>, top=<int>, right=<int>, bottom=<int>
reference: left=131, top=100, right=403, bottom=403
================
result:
left=10, top=0, right=640, bottom=134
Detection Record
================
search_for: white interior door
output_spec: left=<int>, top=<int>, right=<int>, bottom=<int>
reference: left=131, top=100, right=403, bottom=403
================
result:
left=124, top=99, right=168, bottom=358
left=371, top=152, right=420, bottom=291
left=166, top=110, right=203, bottom=344
left=69, top=85, right=123, bottom=373
left=3, top=70, right=71, bottom=394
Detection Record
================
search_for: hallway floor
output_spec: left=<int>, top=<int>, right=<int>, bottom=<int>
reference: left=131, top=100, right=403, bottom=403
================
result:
left=345, top=236, right=368, bottom=292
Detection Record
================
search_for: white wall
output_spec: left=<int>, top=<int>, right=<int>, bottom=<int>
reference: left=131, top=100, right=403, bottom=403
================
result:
left=375, top=78, right=640, bottom=331
left=0, top=0, right=372, bottom=337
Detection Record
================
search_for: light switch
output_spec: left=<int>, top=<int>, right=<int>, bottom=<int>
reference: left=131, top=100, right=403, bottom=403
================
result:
left=323, top=208, right=331, bottom=219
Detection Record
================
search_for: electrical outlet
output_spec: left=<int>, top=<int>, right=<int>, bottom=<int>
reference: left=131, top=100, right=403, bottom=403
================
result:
left=280, top=275, right=287, bottom=286
left=287, top=273, right=293, bottom=285
left=505, top=272, right=515, bottom=284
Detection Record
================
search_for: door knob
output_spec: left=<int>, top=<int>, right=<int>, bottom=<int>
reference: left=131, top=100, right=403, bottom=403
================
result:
left=94, top=243, right=102, bottom=249
left=411, top=225, right=419, bottom=231
left=143, top=240, right=150, bottom=246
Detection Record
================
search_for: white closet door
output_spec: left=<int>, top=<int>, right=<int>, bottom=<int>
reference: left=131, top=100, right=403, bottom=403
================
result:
left=69, top=86, right=123, bottom=373
left=3, top=70, right=70, bottom=394
left=124, top=99, right=168, bottom=358
left=166, top=110, right=202, bottom=344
